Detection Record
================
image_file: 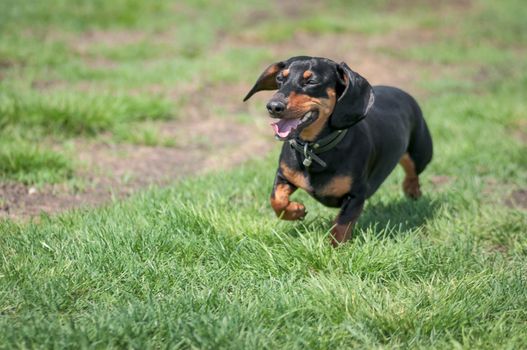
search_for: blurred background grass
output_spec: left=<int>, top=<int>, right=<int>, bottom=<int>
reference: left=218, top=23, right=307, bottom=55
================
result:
left=0, top=0, right=525, bottom=185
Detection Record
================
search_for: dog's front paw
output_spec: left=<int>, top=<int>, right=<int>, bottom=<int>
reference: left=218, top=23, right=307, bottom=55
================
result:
left=281, top=201, right=307, bottom=221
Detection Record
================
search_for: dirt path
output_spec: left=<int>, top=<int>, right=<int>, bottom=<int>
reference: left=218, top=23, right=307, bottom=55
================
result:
left=0, top=10, right=469, bottom=219
left=0, top=106, right=273, bottom=219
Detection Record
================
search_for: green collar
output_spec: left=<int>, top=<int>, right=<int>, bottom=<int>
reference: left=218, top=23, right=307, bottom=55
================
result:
left=287, top=129, right=348, bottom=168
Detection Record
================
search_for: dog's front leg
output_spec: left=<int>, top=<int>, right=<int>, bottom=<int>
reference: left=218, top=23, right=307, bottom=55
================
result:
left=330, top=193, right=365, bottom=247
left=270, top=173, right=306, bottom=221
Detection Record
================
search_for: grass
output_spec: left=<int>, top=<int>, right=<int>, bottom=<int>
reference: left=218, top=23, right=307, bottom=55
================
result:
left=1, top=0, right=527, bottom=348
left=0, top=90, right=173, bottom=136
left=0, top=140, right=73, bottom=184
left=1, top=156, right=526, bottom=348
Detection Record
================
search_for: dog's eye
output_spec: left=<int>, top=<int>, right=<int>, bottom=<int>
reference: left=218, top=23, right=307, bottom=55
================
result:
left=305, top=79, right=318, bottom=86
left=276, top=75, right=284, bottom=84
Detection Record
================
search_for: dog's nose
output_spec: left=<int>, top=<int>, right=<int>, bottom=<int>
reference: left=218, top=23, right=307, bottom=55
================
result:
left=266, top=101, right=286, bottom=116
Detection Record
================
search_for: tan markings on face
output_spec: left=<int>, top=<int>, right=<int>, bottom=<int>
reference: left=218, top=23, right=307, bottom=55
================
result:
left=303, top=70, right=313, bottom=79
left=286, top=91, right=317, bottom=113
left=282, top=69, right=289, bottom=77
left=299, top=88, right=337, bottom=141
left=280, top=161, right=311, bottom=191
left=399, top=153, right=422, bottom=199
left=319, top=175, right=352, bottom=197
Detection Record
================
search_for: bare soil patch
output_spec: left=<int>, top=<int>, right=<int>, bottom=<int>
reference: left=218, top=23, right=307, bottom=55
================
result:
left=0, top=115, right=272, bottom=219
left=429, top=175, right=454, bottom=189
left=510, top=119, right=527, bottom=145
left=73, top=30, right=147, bottom=54
left=505, top=189, right=527, bottom=210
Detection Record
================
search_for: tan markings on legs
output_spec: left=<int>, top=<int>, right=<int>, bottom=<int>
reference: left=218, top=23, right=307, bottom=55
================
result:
left=399, top=153, right=422, bottom=199
left=280, top=161, right=311, bottom=191
left=300, top=88, right=337, bottom=141
left=319, top=175, right=352, bottom=197
left=330, top=222, right=353, bottom=247
left=270, top=184, right=306, bottom=221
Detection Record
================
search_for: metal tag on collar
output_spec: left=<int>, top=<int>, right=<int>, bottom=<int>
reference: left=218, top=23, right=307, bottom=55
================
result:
left=303, top=143, right=312, bottom=167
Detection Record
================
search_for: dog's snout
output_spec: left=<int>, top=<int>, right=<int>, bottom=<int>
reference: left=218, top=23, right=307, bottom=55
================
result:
left=266, top=100, right=286, bottom=116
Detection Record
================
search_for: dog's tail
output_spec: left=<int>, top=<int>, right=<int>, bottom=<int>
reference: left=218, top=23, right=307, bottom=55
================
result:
left=407, top=100, right=433, bottom=175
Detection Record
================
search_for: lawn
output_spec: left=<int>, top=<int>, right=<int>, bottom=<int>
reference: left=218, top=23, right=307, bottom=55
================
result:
left=1, top=0, right=526, bottom=348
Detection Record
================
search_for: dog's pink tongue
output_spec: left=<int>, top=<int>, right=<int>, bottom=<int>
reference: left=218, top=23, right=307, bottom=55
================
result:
left=271, top=118, right=301, bottom=138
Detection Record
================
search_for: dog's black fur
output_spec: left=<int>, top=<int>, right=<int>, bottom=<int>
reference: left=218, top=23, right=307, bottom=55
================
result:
left=244, top=56, right=433, bottom=246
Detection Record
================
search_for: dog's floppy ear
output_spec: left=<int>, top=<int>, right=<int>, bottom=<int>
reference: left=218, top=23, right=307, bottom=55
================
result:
left=243, top=61, right=286, bottom=101
left=330, top=62, right=375, bottom=129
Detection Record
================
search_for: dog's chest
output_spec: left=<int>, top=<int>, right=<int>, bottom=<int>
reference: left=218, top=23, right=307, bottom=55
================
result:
left=280, top=161, right=352, bottom=203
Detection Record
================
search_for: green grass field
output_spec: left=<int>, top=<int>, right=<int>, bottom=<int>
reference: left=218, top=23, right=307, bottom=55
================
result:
left=1, top=0, right=526, bottom=348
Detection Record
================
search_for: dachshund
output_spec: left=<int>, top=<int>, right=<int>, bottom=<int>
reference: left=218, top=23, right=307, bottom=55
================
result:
left=243, top=56, right=433, bottom=246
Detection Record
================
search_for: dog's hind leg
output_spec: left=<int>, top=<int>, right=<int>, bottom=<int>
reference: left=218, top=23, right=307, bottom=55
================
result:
left=399, top=153, right=422, bottom=199
left=401, top=106, right=433, bottom=199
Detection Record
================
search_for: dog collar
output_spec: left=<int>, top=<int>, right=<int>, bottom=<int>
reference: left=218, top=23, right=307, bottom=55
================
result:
left=287, top=129, right=348, bottom=168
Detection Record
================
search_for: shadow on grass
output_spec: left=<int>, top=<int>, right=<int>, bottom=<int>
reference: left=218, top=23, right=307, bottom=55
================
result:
left=357, top=195, right=441, bottom=240
left=285, top=195, right=442, bottom=241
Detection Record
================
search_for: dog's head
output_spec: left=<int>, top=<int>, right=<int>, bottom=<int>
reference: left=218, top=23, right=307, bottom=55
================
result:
left=243, top=56, right=374, bottom=141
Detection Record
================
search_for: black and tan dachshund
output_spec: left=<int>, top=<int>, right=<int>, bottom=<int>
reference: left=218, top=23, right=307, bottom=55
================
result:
left=243, top=56, right=433, bottom=246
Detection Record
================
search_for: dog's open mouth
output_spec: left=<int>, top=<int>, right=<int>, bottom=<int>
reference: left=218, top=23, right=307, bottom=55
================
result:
left=271, top=110, right=318, bottom=139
